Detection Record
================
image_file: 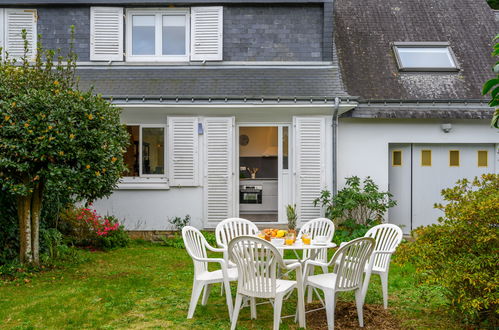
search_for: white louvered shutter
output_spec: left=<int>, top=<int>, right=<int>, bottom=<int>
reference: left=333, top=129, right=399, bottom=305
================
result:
left=190, top=6, right=223, bottom=61
left=0, top=9, right=4, bottom=51
left=168, top=117, right=199, bottom=186
left=203, top=117, right=234, bottom=226
left=5, top=9, right=37, bottom=58
left=90, top=7, right=123, bottom=61
left=294, top=117, right=327, bottom=222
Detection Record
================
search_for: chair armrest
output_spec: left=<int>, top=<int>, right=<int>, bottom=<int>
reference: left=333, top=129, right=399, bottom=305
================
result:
left=206, top=244, right=226, bottom=253
left=339, top=242, right=347, bottom=248
left=303, top=259, right=329, bottom=278
left=304, top=259, right=329, bottom=268
left=283, top=262, right=302, bottom=271
left=191, top=255, right=226, bottom=264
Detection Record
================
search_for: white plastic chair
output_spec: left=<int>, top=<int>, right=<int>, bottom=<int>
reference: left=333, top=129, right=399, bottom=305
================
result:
left=297, top=218, right=335, bottom=302
left=304, top=237, right=375, bottom=329
left=215, top=217, right=259, bottom=264
left=361, top=224, right=403, bottom=309
left=182, top=226, right=238, bottom=319
left=228, top=236, right=306, bottom=330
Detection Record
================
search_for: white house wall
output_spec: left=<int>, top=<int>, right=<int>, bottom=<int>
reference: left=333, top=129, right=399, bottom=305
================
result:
left=91, top=105, right=348, bottom=230
left=92, top=188, right=204, bottom=230
left=337, top=118, right=499, bottom=223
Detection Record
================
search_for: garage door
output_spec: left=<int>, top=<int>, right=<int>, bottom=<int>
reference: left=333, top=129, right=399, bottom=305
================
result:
left=389, top=144, right=496, bottom=234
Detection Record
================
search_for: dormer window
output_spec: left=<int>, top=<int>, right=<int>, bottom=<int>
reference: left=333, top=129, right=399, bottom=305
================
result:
left=393, top=42, right=459, bottom=71
left=90, top=6, right=223, bottom=62
left=127, top=9, right=190, bottom=61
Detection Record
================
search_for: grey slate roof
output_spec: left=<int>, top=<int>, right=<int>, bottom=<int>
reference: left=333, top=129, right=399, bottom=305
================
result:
left=344, top=102, right=494, bottom=120
left=334, top=0, right=498, bottom=101
left=76, top=66, right=349, bottom=100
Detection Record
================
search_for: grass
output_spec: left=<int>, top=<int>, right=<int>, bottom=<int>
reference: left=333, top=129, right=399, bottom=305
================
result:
left=0, top=241, right=458, bottom=329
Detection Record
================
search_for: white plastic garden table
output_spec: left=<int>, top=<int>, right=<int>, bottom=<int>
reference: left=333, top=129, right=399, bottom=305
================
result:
left=274, top=240, right=337, bottom=269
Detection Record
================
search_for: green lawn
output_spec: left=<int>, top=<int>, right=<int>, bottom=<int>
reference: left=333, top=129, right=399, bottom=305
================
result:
left=0, top=242, right=458, bottom=329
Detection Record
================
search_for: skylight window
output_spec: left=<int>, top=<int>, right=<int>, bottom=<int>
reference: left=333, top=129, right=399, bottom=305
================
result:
left=393, top=42, right=459, bottom=71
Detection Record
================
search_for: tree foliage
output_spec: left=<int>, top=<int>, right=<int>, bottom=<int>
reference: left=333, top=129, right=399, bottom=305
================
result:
left=398, top=174, right=499, bottom=325
left=482, top=35, right=499, bottom=128
left=487, top=0, right=499, bottom=10
left=0, top=29, right=129, bottom=264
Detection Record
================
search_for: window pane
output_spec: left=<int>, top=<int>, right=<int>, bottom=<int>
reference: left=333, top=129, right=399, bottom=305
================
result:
left=421, top=150, right=432, bottom=166
left=392, top=150, right=402, bottom=166
left=449, top=150, right=460, bottom=167
left=282, top=127, right=289, bottom=169
left=478, top=150, right=488, bottom=167
left=142, top=127, right=165, bottom=175
left=132, top=15, right=155, bottom=55
left=396, top=47, right=456, bottom=69
left=162, top=15, right=186, bottom=55
left=124, top=126, right=140, bottom=177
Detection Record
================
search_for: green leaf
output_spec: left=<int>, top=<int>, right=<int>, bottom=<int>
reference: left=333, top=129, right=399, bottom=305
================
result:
left=482, top=78, right=499, bottom=95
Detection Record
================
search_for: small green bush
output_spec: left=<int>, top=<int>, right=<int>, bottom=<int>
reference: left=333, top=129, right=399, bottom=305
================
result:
left=314, top=176, right=396, bottom=226
left=168, top=215, right=191, bottom=231
left=398, top=174, right=499, bottom=325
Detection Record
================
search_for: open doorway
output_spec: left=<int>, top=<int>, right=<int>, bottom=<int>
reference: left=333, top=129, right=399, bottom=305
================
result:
left=238, top=126, right=279, bottom=222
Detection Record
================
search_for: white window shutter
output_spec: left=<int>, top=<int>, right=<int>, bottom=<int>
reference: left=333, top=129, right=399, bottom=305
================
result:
left=90, top=7, right=123, bottom=61
left=168, top=117, right=199, bottom=187
left=203, top=117, right=234, bottom=225
left=5, top=9, right=37, bottom=58
left=0, top=9, right=4, bottom=51
left=294, top=116, right=327, bottom=222
left=190, top=6, right=223, bottom=61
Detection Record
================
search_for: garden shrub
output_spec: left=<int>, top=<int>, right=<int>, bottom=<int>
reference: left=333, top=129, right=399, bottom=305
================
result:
left=39, top=228, right=86, bottom=266
left=398, top=174, right=499, bottom=325
left=332, top=219, right=375, bottom=245
left=59, top=207, right=130, bottom=250
left=313, top=176, right=396, bottom=244
left=168, top=214, right=191, bottom=231
left=0, top=192, right=19, bottom=265
left=314, top=176, right=396, bottom=226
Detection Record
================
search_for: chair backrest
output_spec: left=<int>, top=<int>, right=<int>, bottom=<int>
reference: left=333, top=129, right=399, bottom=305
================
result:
left=297, top=217, right=335, bottom=240
left=182, top=226, right=209, bottom=276
left=298, top=218, right=335, bottom=260
left=228, top=236, right=284, bottom=299
left=215, top=217, right=259, bottom=249
left=365, top=224, right=403, bottom=271
left=331, top=237, right=375, bottom=291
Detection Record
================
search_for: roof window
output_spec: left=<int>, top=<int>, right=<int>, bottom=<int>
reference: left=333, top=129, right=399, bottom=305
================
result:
left=393, top=42, right=459, bottom=71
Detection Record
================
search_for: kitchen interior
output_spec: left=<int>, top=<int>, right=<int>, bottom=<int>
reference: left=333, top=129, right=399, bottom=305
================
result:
left=239, top=126, right=279, bottom=222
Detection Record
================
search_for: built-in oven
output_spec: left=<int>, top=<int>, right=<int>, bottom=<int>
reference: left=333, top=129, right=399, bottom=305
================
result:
left=239, top=185, right=263, bottom=204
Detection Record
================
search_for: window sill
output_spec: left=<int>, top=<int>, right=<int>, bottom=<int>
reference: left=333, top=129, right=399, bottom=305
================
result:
left=126, top=56, right=190, bottom=62
left=117, top=177, right=169, bottom=190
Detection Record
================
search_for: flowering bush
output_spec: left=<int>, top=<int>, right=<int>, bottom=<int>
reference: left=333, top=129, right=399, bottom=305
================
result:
left=398, top=174, right=499, bottom=325
left=60, top=206, right=130, bottom=250
left=77, top=208, right=120, bottom=237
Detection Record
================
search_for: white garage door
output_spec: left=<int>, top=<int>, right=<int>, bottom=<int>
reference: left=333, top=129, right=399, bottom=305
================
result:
left=389, top=143, right=496, bottom=234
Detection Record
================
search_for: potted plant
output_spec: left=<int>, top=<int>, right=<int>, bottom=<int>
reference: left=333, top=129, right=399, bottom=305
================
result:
left=286, top=204, right=297, bottom=239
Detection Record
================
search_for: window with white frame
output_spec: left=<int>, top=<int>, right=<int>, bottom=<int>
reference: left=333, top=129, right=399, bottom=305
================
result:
left=126, top=9, right=189, bottom=61
left=123, top=125, right=166, bottom=178
left=393, top=42, right=459, bottom=71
